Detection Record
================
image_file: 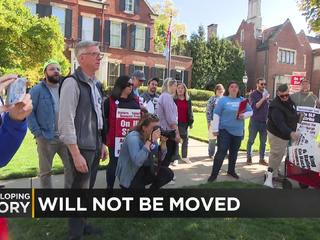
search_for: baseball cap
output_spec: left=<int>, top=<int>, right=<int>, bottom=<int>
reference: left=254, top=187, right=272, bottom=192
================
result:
left=132, top=70, right=146, bottom=81
left=43, top=59, right=60, bottom=72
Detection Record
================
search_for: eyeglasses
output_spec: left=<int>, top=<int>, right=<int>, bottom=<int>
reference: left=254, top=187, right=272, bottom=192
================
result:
left=279, top=94, right=289, bottom=98
left=260, top=83, right=266, bottom=86
left=126, top=83, right=133, bottom=87
left=81, top=52, right=103, bottom=59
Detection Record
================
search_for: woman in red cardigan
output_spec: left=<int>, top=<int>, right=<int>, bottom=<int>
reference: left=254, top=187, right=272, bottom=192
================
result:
left=173, top=82, right=194, bottom=165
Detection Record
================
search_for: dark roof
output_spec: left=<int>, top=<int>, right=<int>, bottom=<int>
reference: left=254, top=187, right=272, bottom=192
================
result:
left=257, top=20, right=289, bottom=50
left=225, top=34, right=236, bottom=41
left=307, top=36, right=320, bottom=44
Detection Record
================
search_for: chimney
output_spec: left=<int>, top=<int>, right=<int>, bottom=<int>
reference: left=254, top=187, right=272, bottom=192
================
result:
left=207, top=24, right=218, bottom=41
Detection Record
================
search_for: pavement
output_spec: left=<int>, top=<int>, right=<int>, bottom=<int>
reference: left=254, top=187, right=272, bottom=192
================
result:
left=0, top=138, right=294, bottom=189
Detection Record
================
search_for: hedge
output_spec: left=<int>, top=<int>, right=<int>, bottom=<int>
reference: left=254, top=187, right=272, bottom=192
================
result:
left=103, top=86, right=214, bottom=102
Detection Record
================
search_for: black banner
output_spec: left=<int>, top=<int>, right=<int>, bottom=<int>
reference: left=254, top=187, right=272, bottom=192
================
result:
left=1, top=189, right=320, bottom=218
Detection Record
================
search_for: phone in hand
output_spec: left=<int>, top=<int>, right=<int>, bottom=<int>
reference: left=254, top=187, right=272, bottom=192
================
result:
left=6, top=78, right=27, bottom=105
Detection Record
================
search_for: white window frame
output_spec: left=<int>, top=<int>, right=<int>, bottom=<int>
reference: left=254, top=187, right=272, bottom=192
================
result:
left=240, top=29, right=244, bottom=43
left=52, top=6, right=66, bottom=35
left=277, top=48, right=296, bottom=65
left=108, top=62, right=120, bottom=86
left=175, top=69, right=184, bottom=81
left=135, top=25, right=145, bottom=51
left=110, top=21, right=122, bottom=48
left=125, top=0, right=134, bottom=14
left=25, top=2, right=36, bottom=15
left=134, top=65, right=144, bottom=71
left=82, top=16, right=94, bottom=41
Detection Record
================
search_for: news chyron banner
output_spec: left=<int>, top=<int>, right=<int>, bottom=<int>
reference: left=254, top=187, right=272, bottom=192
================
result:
left=1, top=189, right=320, bottom=218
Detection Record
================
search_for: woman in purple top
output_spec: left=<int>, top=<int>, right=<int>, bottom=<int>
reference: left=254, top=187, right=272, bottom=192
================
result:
left=156, top=78, right=181, bottom=174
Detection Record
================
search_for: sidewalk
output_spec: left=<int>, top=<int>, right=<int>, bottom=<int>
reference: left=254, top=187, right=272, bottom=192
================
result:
left=0, top=139, right=291, bottom=188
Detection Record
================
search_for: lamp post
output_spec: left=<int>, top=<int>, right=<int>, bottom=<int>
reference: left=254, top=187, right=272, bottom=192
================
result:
left=242, top=72, right=248, bottom=97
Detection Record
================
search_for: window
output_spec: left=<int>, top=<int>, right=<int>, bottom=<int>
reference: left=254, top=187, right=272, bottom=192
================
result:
left=125, top=0, right=134, bottom=13
left=110, top=22, right=121, bottom=48
left=278, top=48, right=296, bottom=65
left=240, top=29, right=244, bottom=43
left=82, top=16, right=94, bottom=41
left=155, top=67, right=165, bottom=85
left=175, top=69, right=184, bottom=81
left=135, top=26, right=145, bottom=51
left=134, top=65, right=144, bottom=71
left=25, top=2, right=36, bottom=15
left=304, top=54, right=306, bottom=69
left=52, top=6, right=65, bottom=35
left=108, top=63, right=120, bottom=86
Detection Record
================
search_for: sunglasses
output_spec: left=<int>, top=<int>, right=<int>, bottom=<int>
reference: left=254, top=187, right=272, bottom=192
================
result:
left=126, top=83, right=133, bottom=87
left=279, top=94, right=289, bottom=98
left=260, top=83, right=266, bottom=86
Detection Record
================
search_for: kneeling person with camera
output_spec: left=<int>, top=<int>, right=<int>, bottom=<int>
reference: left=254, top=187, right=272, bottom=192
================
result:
left=116, top=113, right=174, bottom=189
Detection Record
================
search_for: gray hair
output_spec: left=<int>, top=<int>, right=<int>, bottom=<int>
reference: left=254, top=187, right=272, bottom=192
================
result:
left=162, top=78, right=177, bottom=94
left=75, top=41, right=100, bottom=61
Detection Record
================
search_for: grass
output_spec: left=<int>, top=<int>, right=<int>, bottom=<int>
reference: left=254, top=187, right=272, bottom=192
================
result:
left=189, top=112, right=270, bottom=152
left=0, top=131, right=107, bottom=180
left=0, top=113, right=269, bottom=180
left=7, top=181, right=320, bottom=240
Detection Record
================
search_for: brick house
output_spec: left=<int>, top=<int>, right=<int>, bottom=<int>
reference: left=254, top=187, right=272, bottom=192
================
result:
left=228, top=0, right=319, bottom=97
left=25, top=0, right=193, bottom=87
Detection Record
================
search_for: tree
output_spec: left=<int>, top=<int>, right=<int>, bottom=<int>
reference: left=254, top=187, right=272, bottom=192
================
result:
left=153, top=0, right=187, bottom=53
left=297, top=0, right=320, bottom=33
left=189, top=25, right=245, bottom=90
left=0, top=0, right=69, bottom=86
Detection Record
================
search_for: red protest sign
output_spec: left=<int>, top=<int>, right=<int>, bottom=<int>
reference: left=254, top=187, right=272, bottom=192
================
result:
left=114, top=108, right=141, bottom=157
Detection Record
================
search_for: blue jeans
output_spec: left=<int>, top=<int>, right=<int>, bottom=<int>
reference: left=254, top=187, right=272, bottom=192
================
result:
left=246, top=120, right=267, bottom=160
left=106, top=147, right=118, bottom=189
left=210, top=129, right=242, bottom=177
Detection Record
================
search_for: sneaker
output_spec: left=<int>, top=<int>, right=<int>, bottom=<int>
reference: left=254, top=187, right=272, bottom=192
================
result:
left=207, top=175, right=217, bottom=182
left=259, top=159, right=268, bottom=166
left=172, top=160, right=179, bottom=166
left=182, top=158, right=192, bottom=164
left=227, top=172, right=240, bottom=179
left=246, top=156, right=252, bottom=165
left=168, top=180, right=176, bottom=185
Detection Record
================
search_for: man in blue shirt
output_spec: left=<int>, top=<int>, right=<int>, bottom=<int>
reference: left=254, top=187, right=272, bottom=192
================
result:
left=131, top=70, right=146, bottom=96
left=28, top=60, right=71, bottom=189
left=246, top=78, right=269, bottom=166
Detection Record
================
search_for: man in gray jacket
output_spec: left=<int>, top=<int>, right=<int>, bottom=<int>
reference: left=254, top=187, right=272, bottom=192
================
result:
left=59, top=41, right=107, bottom=240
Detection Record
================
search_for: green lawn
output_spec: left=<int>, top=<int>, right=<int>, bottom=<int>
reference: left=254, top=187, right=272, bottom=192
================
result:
left=0, top=112, right=269, bottom=180
left=189, top=112, right=270, bottom=152
left=7, top=182, right=320, bottom=240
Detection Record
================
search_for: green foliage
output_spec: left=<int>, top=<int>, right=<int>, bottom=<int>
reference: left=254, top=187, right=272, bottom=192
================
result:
left=0, top=0, right=69, bottom=86
left=189, top=26, right=245, bottom=90
left=152, top=0, right=187, bottom=53
left=298, top=0, right=320, bottom=33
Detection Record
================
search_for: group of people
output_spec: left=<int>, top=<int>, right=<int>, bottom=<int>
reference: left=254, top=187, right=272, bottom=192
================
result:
left=1, top=39, right=319, bottom=239
left=0, top=40, right=196, bottom=239
left=206, top=77, right=318, bottom=182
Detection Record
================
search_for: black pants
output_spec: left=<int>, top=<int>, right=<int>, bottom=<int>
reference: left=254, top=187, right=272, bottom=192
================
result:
left=106, top=147, right=118, bottom=189
left=128, top=166, right=173, bottom=189
left=161, top=139, right=177, bottom=167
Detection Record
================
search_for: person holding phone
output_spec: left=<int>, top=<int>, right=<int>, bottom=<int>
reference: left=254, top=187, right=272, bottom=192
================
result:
left=0, top=74, right=33, bottom=167
left=208, top=81, right=253, bottom=182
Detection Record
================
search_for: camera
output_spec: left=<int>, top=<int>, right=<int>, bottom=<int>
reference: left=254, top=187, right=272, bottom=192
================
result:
left=153, top=126, right=176, bottom=140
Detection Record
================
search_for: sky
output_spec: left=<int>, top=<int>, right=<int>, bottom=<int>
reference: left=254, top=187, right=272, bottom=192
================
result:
left=148, top=0, right=314, bottom=38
